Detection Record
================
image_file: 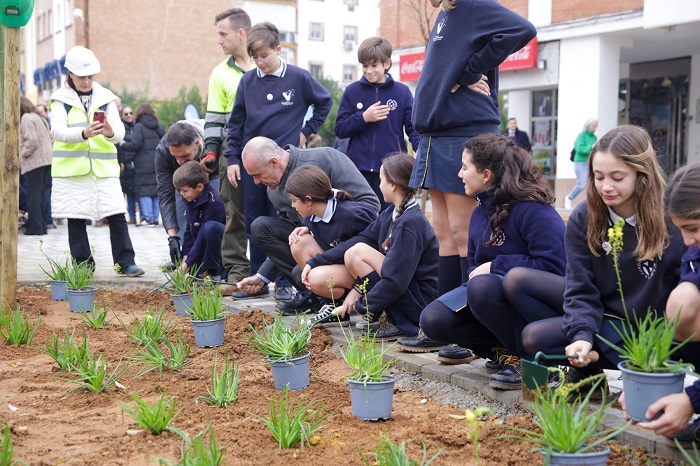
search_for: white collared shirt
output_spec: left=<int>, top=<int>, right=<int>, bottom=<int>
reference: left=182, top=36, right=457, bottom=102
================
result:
left=310, top=198, right=337, bottom=224
left=608, top=206, right=637, bottom=227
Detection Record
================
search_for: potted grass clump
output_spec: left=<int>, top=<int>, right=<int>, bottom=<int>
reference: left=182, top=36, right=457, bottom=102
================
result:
left=163, top=262, right=200, bottom=316
left=500, top=378, right=630, bottom=465
left=341, top=329, right=396, bottom=421
left=40, top=242, right=70, bottom=301
left=64, top=259, right=97, bottom=313
left=248, top=315, right=311, bottom=391
left=187, top=284, right=226, bottom=348
left=597, top=219, right=696, bottom=421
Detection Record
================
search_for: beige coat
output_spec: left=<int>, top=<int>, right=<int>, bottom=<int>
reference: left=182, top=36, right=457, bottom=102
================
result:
left=19, top=112, right=53, bottom=175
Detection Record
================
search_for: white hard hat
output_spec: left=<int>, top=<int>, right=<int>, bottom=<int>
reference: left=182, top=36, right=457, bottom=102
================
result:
left=64, top=46, right=101, bottom=76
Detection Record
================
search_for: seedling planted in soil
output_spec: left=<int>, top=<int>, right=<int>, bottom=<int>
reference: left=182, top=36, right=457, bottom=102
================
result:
left=250, top=387, right=334, bottom=450
left=196, top=354, right=240, bottom=408
left=0, top=424, right=26, bottom=466
left=121, top=391, right=183, bottom=436
left=65, top=353, right=127, bottom=393
left=120, top=306, right=175, bottom=346
left=359, top=433, right=443, bottom=466
left=43, top=329, right=91, bottom=372
left=158, top=423, right=228, bottom=466
left=131, top=333, right=191, bottom=378
left=0, top=307, right=40, bottom=345
left=74, top=303, right=112, bottom=330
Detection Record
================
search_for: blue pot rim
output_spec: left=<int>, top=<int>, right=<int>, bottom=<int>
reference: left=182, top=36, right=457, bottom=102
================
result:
left=347, top=375, right=397, bottom=386
left=189, top=316, right=227, bottom=324
left=267, top=351, right=311, bottom=364
left=540, top=445, right=611, bottom=457
left=617, top=360, right=685, bottom=377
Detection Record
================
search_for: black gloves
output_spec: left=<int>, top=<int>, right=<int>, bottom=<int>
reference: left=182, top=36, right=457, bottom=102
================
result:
left=168, top=236, right=182, bottom=264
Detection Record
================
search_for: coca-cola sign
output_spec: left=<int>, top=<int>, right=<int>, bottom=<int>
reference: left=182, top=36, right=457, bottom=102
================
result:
left=400, top=52, right=425, bottom=82
left=500, top=37, right=538, bottom=72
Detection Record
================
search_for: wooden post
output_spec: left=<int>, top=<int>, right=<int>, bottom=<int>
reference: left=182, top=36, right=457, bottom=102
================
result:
left=0, top=25, right=20, bottom=307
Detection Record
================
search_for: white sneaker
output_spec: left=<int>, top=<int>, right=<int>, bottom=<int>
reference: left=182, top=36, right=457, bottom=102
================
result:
left=564, top=197, right=572, bottom=210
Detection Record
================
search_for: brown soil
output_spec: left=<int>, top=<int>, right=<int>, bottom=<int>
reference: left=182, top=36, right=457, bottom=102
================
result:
left=1, top=286, right=669, bottom=466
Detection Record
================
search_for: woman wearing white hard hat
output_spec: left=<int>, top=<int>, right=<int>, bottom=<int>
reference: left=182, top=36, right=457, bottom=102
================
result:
left=49, top=46, right=144, bottom=277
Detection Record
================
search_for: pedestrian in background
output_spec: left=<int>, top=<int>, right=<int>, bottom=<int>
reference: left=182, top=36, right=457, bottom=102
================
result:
left=502, top=117, right=531, bottom=152
left=49, top=45, right=144, bottom=277
left=564, top=118, right=597, bottom=210
left=118, top=105, right=138, bottom=223
left=19, top=96, right=53, bottom=235
left=123, top=102, right=165, bottom=226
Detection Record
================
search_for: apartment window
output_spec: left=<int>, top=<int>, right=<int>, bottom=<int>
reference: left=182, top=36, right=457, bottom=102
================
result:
left=65, top=0, right=73, bottom=26
left=309, top=62, right=324, bottom=79
left=309, top=22, right=324, bottom=41
left=343, top=64, right=357, bottom=82
left=343, top=26, right=357, bottom=43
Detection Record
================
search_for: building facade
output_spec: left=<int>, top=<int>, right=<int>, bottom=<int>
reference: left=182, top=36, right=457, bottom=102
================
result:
left=20, top=0, right=378, bottom=105
left=382, top=0, right=700, bottom=205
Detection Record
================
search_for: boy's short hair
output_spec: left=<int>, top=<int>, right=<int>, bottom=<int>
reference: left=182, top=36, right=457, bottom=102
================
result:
left=247, top=22, right=279, bottom=57
left=173, top=160, right=208, bottom=190
left=357, top=37, right=392, bottom=66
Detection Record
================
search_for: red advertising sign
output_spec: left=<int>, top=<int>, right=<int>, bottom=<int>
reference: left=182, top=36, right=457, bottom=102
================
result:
left=400, top=52, right=425, bottom=82
left=500, top=37, right=538, bottom=71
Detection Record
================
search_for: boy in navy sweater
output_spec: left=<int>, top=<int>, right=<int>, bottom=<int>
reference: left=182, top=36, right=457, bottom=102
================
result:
left=223, top=22, right=332, bottom=295
left=335, top=37, right=419, bottom=212
left=173, top=161, right=226, bottom=278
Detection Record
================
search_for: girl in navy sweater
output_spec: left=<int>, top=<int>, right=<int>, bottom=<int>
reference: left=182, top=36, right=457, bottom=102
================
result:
left=300, top=153, right=438, bottom=340
left=513, top=126, right=692, bottom=391
left=284, top=165, right=377, bottom=322
left=398, top=133, right=566, bottom=390
left=409, top=0, right=536, bottom=299
left=626, top=162, right=700, bottom=445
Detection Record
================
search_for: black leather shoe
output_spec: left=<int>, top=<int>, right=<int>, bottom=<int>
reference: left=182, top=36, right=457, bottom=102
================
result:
left=489, top=356, right=521, bottom=390
left=232, top=284, right=270, bottom=299
left=276, top=291, right=325, bottom=315
left=396, top=330, right=447, bottom=353
left=666, top=417, right=700, bottom=449
left=436, top=345, right=479, bottom=364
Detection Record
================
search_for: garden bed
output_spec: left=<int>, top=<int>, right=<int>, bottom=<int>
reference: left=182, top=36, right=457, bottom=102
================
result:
left=0, top=286, right=670, bottom=465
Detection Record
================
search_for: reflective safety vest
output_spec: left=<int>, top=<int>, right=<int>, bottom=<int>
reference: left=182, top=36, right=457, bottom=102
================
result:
left=52, top=103, right=120, bottom=178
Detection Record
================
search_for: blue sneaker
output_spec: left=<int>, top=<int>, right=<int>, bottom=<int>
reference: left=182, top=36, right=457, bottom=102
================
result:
left=274, top=286, right=295, bottom=301
left=232, top=284, right=270, bottom=299
left=120, top=264, right=145, bottom=277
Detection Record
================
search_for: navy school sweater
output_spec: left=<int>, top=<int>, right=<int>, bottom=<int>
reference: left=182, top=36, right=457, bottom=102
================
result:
left=562, top=202, right=687, bottom=345
left=308, top=202, right=438, bottom=312
left=182, top=183, right=226, bottom=268
left=303, top=200, right=378, bottom=256
left=412, top=0, right=536, bottom=136
left=224, top=63, right=333, bottom=166
left=467, top=192, right=566, bottom=277
left=335, top=74, right=420, bottom=173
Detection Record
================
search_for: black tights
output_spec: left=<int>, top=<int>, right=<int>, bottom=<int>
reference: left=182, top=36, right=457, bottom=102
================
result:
left=419, top=298, right=500, bottom=359
left=468, top=274, right=522, bottom=356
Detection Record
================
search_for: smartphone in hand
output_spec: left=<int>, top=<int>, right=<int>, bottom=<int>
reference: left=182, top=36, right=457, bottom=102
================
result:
left=93, top=111, right=106, bottom=124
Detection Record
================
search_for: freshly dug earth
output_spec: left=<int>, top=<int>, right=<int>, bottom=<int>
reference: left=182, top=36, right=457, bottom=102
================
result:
left=0, top=286, right=669, bottom=465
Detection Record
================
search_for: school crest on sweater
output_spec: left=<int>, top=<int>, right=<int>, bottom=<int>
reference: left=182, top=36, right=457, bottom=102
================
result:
left=637, top=258, right=658, bottom=279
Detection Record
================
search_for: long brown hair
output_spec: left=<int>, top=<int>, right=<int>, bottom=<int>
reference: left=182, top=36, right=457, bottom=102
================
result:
left=20, top=96, right=36, bottom=117
left=464, top=133, right=554, bottom=247
left=380, top=153, right=417, bottom=250
left=665, top=162, right=700, bottom=220
left=285, top=165, right=352, bottom=202
left=586, top=125, right=667, bottom=260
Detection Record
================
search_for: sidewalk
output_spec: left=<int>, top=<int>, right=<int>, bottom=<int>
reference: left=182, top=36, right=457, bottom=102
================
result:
left=15, top=219, right=687, bottom=463
left=17, top=221, right=170, bottom=286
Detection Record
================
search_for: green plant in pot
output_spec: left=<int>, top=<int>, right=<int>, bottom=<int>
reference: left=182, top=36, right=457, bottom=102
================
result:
left=248, top=315, right=312, bottom=391
left=340, top=328, right=396, bottom=421
left=40, top=242, right=71, bottom=301
left=500, top=377, right=631, bottom=465
left=162, top=261, right=200, bottom=316
left=597, top=218, right=697, bottom=422
left=187, top=284, right=226, bottom=348
left=64, top=259, right=97, bottom=313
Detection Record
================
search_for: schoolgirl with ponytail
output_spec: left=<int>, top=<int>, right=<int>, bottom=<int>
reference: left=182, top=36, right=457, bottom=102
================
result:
left=300, top=153, right=439, bottom=336
left=285, top=165, right=377, bottom=318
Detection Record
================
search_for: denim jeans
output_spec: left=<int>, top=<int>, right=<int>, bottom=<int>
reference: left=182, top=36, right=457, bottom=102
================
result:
left=125, top=192, right=137, bottom=221
left=139, top=195, right=160, bottom=223
left=567, top=161, right=588, bottom=201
